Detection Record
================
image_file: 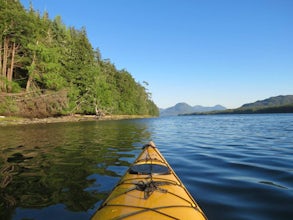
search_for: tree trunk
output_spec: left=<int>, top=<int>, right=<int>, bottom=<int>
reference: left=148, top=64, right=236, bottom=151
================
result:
left=2, top=37, right=9, bottom=91
left=0, top=43, right=3, bottom=91
left=26, top=52, right=36, bottom=92
left=7, top=41, right=16, bottom=92
left=8, top=41, right=16, bottom=81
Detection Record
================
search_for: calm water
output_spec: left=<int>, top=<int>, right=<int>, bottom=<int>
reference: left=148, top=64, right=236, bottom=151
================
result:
left=0, top=114, right=292, bottom=220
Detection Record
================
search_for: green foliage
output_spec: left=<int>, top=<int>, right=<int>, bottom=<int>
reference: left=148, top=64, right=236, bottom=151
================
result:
left=42, top=72, right=67, bottom=90
left=0, top=0, right=159, bottom=117
left=0, top=97, right=19, bottom=115
left=0, top=77, right=21, bottom=93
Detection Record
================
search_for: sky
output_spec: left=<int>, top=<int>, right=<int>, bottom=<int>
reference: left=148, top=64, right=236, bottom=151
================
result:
left=20, top=0, right=293, bottom=109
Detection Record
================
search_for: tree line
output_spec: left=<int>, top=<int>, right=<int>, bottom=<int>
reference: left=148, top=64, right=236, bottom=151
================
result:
left=0, top=0, right=159, bottom=116
left=180, top=104, right=293, bottom=115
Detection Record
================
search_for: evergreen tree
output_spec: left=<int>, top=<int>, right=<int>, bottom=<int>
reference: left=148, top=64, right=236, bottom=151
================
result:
left=0, top=0, right=30, bottom=92
left=0, top=0, right=159, bottom=117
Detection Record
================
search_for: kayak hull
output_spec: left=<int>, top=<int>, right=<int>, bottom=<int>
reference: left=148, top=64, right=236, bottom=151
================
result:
left=92, top=142, right=207, bottom=220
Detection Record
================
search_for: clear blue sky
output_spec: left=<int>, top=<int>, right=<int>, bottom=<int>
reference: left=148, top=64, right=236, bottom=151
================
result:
left=20, top=0, right=293, bottom=109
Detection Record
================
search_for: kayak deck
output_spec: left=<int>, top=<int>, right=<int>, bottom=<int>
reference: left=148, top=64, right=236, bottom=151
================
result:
left=92, top=142, right=207, bottom=220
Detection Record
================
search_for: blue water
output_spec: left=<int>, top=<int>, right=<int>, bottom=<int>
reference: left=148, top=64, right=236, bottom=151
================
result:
left=0, top=114, right=292, bottom=219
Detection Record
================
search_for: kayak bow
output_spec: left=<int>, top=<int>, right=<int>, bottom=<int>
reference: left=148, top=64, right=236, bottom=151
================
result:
left=92, top=141, right=207, bottom=220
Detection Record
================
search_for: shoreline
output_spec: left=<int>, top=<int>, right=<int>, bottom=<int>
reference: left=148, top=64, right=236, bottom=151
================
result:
left=0, top=114, right=154, bottom=126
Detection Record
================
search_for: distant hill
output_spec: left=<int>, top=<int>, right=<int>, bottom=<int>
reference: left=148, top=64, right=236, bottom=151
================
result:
left=241, top=95, right=293, bottom=108
left=181, top=95, right=293, bottom=115
left=160, top=103, right=226, bottom=116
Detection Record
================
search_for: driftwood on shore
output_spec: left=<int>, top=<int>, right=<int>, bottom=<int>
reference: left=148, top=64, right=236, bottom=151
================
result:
left=0, top=114, right=154, bottom=126
left=0, top=90, right=68, bottom=118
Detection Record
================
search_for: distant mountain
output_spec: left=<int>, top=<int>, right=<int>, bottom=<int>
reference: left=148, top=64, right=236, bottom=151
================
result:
left=160, top=103, right=193, bottom=116
left=160, top=103, right=226, bottom=116
left=240, top=95, right=293, bottom=109
left=181, top=95, right=293, bottom=115
left=193, top=104, right=226, bottom=112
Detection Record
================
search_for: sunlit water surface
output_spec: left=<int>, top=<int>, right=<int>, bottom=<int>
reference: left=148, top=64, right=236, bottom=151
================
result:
left=1, top=114, right=292, bottom=220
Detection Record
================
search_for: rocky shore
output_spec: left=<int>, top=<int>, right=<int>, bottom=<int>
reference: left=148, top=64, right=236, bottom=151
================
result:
left=0, top=114, right=153, bottom=126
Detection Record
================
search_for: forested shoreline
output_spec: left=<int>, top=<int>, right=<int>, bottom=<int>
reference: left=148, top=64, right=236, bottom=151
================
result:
left=180, top=95, right=293, bottom=115
left=0, top=0, right=159, bottom=118
left=180, top=104, right=293, bottom=116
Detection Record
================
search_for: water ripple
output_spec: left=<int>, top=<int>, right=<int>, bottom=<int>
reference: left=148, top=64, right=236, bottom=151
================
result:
left=1, top=114, right=292, bottom=220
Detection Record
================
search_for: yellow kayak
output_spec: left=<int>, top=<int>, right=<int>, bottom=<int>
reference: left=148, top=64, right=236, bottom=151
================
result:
left=92, top=142, right=207, bottom=220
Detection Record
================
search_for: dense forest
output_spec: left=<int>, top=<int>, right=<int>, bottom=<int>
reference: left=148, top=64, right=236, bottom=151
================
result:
left=0, top=0, right=159, bottom=117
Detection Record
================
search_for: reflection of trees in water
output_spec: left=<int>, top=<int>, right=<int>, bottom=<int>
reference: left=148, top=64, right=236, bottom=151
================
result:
left=0, top=120, right=151, bottom=219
